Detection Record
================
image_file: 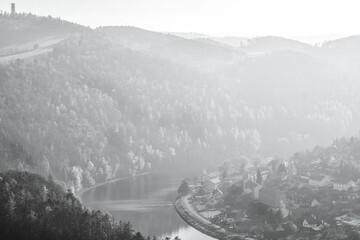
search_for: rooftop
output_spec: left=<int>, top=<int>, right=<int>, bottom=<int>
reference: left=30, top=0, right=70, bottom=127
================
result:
left=208, top=171, right=220, bottom=178
left=309, top=175, right=327, bottom=181
left=244, top=180, right=260, bottom=190
left=304, top=215, right=322, bottom=225
left=259, top=186, right=284, bottom=195
left=209, top=178, right=220, bottom=184
left=212, top=188, right=224, bottom=195
left=333, top=178, right=353, bottom=184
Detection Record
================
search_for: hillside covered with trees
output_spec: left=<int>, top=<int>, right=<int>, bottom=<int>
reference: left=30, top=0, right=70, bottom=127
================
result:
left=0, top=170, right=179, bottom=240
left=0, top=11, right=86, bottom=49
left=291, top=135, right=360, bottom=180
left=1, top=13, right=360, bottom=193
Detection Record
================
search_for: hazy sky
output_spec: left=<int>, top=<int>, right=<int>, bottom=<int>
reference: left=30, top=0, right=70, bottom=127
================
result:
left=1, top=0, right=359, bottom=39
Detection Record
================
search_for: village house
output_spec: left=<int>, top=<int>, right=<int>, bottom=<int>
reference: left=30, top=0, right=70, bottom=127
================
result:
left=348, top=191, right=360, bottom=200
left=212, top=188, right=224, bottom=199
left=332, top=178, right=355, bottom=191
left=220, top=179, right=233, bottom=191
left=200, top=171, right=220, bottom=183
left=243, top=179, right=262, bottom=200
left=202, top=178, right=220, bottom=193
left=219, top=161, right=242, bottom=177
left=261, top=170, right=269, bottom=182
left=311, top=199, right=321, bottom=207
left=302, top=214, right=330, bottom=231
left=302, top=215, right=325, bottom=231
left=275, top=225, right=286, bottom=232
left=227, top=163, right=241, bottom=175
left=259, top=187, right=286, bottom=208
left=308, top=175, right=330, bottom=187
left=311, top=159, right=322, bottom=166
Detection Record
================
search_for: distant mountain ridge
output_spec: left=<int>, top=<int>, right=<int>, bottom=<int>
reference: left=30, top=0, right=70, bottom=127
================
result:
left=319, top=35, right=360, bottom=79
left=168, top=32, right=353, bottom=50
left=98, top=26, right=245, bottom=71
left=240, top=36, right=317, bottom=54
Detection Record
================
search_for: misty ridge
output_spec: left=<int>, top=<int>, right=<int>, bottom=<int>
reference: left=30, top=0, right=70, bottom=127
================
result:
left=0, top=11, right=360, bottom=192
left=2, top=3, right=360, bottom=240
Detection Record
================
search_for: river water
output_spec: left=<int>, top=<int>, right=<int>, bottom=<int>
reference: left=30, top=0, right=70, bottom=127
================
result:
left=81, top=173, right=215, bottom=240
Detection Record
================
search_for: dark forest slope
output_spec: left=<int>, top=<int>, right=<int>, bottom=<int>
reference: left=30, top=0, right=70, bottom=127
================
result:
left=0, top=170, right=171, bottom=240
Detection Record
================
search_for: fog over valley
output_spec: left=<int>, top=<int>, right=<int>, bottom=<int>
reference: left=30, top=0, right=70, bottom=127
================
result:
left=1, top=1, right=360, bottom=240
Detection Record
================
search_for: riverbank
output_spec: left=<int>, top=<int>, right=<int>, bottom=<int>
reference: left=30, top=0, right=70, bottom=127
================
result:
left=79, top=171, right=150, bottom=197
left=81, top=173, right=214, bottom=239
left=174, top=195, right=251, bottom=240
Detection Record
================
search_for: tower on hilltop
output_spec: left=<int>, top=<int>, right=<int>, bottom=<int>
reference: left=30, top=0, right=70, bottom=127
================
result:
left=11, top=3, right=16, bottom=15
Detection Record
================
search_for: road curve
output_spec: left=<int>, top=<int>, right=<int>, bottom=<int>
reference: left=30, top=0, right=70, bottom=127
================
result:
left=0, top=37, right=66, bottom=63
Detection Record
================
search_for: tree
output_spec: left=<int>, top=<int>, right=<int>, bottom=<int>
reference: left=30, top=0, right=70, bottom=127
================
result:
left=278, top=162, right=286, bottom=175
left=222, top=170, right=228, bottom=180
left=47, top=174, right=54, bottom=183
left=82, top=169, right=95, bottom=187
left=0, top=171, right=154, bottom=240
left=191, top=176, right=199, bottom=185
left=178, top=180, right=190, bottom=197
left=268, top=157, right=281, bottom=173
left=224, top=184, right=243, bottom=206
left=256, top=168, right=262, bottom=184
left=134, top=231, right=145, bottom=240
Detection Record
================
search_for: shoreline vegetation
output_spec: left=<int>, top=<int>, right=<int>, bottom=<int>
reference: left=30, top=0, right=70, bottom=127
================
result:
left=174, top=195, right=249, bottom=240
left=79, top=171, right=151, bottom=197
left=0, top=170, right=160, bottom=240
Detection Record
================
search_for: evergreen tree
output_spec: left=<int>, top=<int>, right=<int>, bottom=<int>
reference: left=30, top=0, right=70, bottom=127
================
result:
left=256, top=168, right=262, bottom=184
left=222, top=170, right=228, bottom=180
left=178, top=180, right=190, bottom=197
left=47, top=174, right=54, bottom=183
left=0, top=171, right=166, bottom=240
left=224, top=184, right=243, bottom=206
left=278, top=162, right=286, bottom=175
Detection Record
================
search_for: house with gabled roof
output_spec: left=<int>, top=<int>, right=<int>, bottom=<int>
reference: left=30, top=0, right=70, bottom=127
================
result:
left=332, top=178, right=355, bottom=191
left=309, top=175, right=330, bottom=187
left=259, top=187, right=286, bottom=208
left=212, top=188, right=224, bottom=199
left=275, top=225, right=285, bottom=232
left=311, top=199, right=321, bottom=207
left=302, top=215, right=324, bottom=231
left=201, top=170, right=220, bottom=183
left=243, top=179, right=262, bottom=200
left=219, top=161, right=242, bottom=177
left=203, top=177, right=220, bottom=194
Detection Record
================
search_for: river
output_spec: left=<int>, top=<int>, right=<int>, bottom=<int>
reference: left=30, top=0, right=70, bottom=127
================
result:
left=81, top=173, right=215, bottom=240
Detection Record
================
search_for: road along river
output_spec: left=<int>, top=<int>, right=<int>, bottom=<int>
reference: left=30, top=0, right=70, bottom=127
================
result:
left=81, top=173, right=215, bottom=240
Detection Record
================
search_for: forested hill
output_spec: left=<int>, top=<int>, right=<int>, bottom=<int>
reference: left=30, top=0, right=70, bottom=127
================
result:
left=239, top=36, right=317, bottom=54
left=291, top=135, right=360, bottom=180
left=0, top=170, right=172, bottom=240
left=1, top=13, right=360, bottom=193
left=0, top=29, right=260, bottom=192
left=98, top=26, right=245, bottom=71
left=0, top=12, right=86, bottom=48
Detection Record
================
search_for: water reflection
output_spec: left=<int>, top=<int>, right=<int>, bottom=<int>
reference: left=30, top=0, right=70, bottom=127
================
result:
left=82, top=174, right=214, bottom=239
